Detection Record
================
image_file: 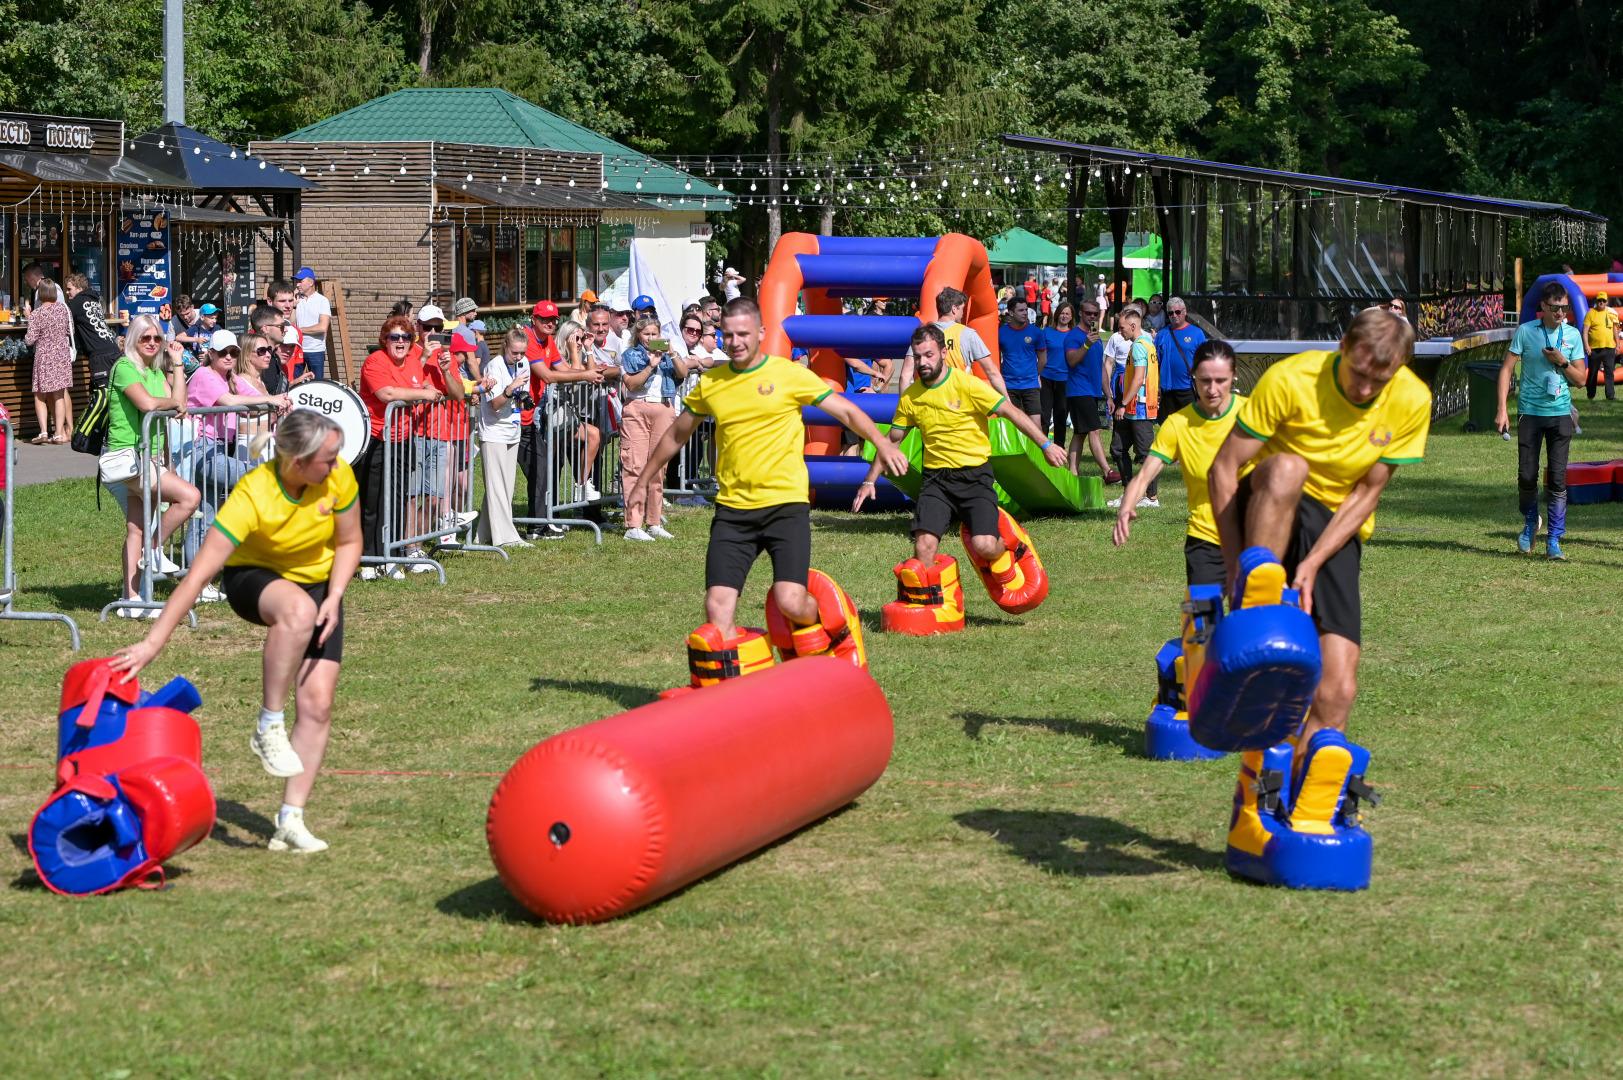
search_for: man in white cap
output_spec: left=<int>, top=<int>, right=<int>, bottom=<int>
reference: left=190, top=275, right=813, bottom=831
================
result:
left=723, top=267, right=743, bottom=302
left=293, top=267, right=330, bottom=380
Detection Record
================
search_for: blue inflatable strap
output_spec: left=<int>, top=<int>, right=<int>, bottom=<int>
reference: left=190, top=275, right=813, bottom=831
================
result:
left=138, top=676, right=202, bottom=714
left=31, top=779, right=151, bottom=896
left=804, top=457, right=912, bottom=511
left=1188, top=604, right=1322, bottom=751
left=795, top=256, right=933, bottom=295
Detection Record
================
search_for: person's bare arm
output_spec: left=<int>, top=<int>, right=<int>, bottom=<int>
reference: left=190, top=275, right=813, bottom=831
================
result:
left=1209, top=427, right=1266, bottom=587
left=373, top=384, right=441, bottom=403
left=820, top=394, right=910, bottom=476
left=109, top=527, right=237, bottom=679
left=1113, top=455, right=1167, bottom=546
left=852, top=426, right=907, bottom=511
left=317, top=503, right=361, bottom=645
left=981, top=362, right=1008, bottom=395
left=1556, top=347, right=1588, bottom=385
left=1291, top=463, right=1396, bottom=616
left=622, top=356, right=656, bottom=391
left=992, top=399, right=1068, bottom=468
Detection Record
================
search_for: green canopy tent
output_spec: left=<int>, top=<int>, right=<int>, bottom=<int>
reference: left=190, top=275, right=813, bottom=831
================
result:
left=985, top=227, right=1070, bottom=267
left=1076, top=232, right=1164, bottom=301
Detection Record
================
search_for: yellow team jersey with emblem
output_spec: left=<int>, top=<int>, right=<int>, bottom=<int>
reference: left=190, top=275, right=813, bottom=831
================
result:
left=683, top=353, right=833, bottom=509
left=214, top=459, right=359, bottom=584
left=893, top=365, right=1007, bottom=470
left=1235, top=350, right=1430, bottom=539
left=1584, top=307, right=1620, bottom=350
left=1148, top=395, right=1244, bottom=544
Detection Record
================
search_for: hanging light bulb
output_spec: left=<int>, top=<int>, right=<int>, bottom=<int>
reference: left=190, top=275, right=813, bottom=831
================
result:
left=299, top=165, right=307, bottom=174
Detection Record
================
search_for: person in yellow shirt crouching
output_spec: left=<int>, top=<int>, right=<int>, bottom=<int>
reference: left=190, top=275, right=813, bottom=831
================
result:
left=854, top=323, right=1067, bottom=574
left=112, top=410, right=361, bottom=855
left=1112, top=340, right=1242, bottom=585
left=1583, top=291, right=1620, bottom=401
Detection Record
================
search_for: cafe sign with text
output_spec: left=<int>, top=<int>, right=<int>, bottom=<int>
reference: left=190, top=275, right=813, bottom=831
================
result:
left=0, top=112, right=122, bottom=156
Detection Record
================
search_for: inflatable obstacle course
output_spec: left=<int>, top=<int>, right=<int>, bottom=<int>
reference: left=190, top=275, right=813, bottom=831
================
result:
left=31, top=658, right=215, bottom=896
left=488, top=656, right=894, bottom=923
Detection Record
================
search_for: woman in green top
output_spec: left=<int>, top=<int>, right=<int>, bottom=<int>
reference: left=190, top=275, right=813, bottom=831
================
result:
left=108, top=313, right=200, bottom=615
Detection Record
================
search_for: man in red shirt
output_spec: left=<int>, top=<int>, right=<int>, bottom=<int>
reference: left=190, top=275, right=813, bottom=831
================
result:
left=518, top=301, right=603, bottom=534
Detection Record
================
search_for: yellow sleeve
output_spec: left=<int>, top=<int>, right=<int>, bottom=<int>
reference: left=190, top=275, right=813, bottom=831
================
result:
left=892, top=390, right=917, bottom=430
left=1378, top=384, right=1432, bottom=466
left=212, top=474, right=260, bottom=547
left=964, top=374, right=1006, bottom=417
left=784, top=361, right=834, bottom=406
left=332, top=459, right=359, bottom=512
left=683, top=373, right=711, bottom=416
left=1234, top=361, right=1295, bottom=441
left=1148, top=414, right=1181, bottom=463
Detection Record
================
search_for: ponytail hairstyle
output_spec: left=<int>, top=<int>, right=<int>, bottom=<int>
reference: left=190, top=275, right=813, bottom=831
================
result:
left=250, top=408, right=344, bottom=465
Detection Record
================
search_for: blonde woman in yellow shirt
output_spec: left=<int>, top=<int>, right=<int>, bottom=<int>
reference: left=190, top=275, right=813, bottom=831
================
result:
left=112, top=410, right=361, bottom=855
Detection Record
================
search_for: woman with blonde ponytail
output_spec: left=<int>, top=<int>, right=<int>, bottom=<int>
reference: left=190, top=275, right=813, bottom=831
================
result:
left=112, top=408, right=361, bottom=855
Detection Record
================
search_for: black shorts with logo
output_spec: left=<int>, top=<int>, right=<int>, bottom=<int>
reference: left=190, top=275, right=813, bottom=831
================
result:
left=1235, top=473, right=1362, bottom=645
left=705, top=502, right=812, bottom=592
left=1005, top=386, right=1041, bottom=415
left=222, top=565, right=345, bottom=663
left=912, top=463, right=1001, bottom=539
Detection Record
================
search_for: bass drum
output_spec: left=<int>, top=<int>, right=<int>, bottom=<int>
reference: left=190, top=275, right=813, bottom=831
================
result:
left=287, top=380, right=371, bottom=464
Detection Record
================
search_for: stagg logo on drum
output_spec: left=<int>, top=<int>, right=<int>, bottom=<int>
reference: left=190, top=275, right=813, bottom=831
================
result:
left=295, top=390, right=344, bottom=416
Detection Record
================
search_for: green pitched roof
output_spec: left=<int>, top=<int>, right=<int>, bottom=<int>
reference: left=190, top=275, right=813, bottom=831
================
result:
left=277, top=88, right=729, bottom=208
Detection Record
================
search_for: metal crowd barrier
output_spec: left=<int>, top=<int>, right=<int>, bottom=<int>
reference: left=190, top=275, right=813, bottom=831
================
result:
left=366, top=397, right=508, bottom=582
left=0, top=417, right=81, bottom=648
left=511, top=381, right=626, bottom=544
left=667, top=412, right=718, bottom=500
left=103, top=403, right=280, bottom=623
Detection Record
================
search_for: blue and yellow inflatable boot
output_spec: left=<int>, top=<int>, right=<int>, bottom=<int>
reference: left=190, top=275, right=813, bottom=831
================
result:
left=1143, top=584, right=1228, bottom=761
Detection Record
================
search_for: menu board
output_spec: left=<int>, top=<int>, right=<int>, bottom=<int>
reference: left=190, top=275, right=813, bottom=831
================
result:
left=68, top=215, right=107, bottom=297
left=116, top=209, right=172, bottom=319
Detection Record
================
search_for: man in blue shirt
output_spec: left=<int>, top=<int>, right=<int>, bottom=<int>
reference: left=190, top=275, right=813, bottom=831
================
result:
left=1496, top=281, right=1588, bottom=559
left=1064, top=298, right=1118, bottom=481
left=1154, top=297, right=1206, bottom=420
left=997, top=297, right=1045, bottom=426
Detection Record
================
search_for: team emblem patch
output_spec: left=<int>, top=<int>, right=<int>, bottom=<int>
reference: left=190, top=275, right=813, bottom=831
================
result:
left=1368, top=428, right=1393, bottom=447
left=948, top=398, right=962, bottom=410
left=317, top=497, right=335, bottom=517
left=757, top=382, right=775, bottom=395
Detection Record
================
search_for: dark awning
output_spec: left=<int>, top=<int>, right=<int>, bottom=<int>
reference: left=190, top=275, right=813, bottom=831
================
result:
left=0, top=149, right=190, bottom=188
left=121, top=200, right=285, bottom=225
left=126, top=123, right=315, bottom=192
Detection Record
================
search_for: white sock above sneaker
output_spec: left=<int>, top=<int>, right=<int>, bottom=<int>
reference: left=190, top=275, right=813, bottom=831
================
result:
left=278, top=803, right=304, bottom=826
left=258, top=708, right=285, bottom=735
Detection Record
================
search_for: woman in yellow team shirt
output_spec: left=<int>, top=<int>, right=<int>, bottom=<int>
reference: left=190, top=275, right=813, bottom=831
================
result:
left=1112, top=340, right=1240, bottom=585
left=112, top=410, right=361, bottom=855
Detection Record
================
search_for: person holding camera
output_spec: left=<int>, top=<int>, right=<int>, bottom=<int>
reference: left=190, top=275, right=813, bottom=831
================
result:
left=618, top=318, right=688, bottom=541
left=1496, top=281, right=1588, bottom=559
left=476, top=328, right=534, bottom=548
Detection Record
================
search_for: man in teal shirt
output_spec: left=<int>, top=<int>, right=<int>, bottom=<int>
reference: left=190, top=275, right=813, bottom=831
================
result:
left=1496, top=282, right=1588, bottom=559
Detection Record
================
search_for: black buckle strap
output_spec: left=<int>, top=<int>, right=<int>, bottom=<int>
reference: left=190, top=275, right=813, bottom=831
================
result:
left=827, top=624, right=851, bottom=650
left=1254, top=768, right=1286, bottom=814
left=1011, top=540, right=1029, bottom=563
left=687, top=644, right=741, bottom=679
left=898, top=583, right=944, bottom=605
left=1345, top=774, right=1381, bottom=814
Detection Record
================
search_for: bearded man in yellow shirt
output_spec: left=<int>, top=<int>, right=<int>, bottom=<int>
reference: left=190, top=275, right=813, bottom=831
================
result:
left=634, top=297, right=909, bottom=640
left=1207, top=308, right=1431, bottom=769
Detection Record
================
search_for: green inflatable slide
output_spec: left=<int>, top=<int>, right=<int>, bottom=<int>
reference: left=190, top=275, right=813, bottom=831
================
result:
left=863, top=419, right=1103, bottom=517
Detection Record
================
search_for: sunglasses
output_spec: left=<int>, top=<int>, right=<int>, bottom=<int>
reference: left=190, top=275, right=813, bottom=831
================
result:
left=253, top=346, right=273, bottom=356
left=217, top=347, right=240, bottom=357
left=1545, top=302, right=1571, bottom=310
left=682, top=325, right=703, bottom=333
left=136, top=334, right=165, bottom=344
left=386, top=332, right=413, bottom=342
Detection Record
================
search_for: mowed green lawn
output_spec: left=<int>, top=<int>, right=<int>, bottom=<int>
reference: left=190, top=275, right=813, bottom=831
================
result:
left=3, top=399, right=1623, bottom=1079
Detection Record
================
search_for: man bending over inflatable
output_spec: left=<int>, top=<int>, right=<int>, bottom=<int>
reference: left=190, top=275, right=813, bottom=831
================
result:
left=1207, top=307, right=1430, bottom=779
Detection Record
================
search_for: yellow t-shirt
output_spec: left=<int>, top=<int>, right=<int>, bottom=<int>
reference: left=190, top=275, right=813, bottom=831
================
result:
left=941, top=322, right=968, bottom=371
left=893, top=365, right=1007, bottom=470
left=1584, top=307, right=1620, bottom=350
left=1235, top=350, right=1430, bottom=540
left=1148, top=394, right=1243, bottom=544
left=683, top=354, right=833, bottom=509
left=214, top=459, right=359, bottom=584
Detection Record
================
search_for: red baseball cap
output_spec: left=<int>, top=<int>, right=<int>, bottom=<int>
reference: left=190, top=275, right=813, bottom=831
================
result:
left=449, top=336, right=476, bottom=354
left=531, top=301, right=559, bottom=318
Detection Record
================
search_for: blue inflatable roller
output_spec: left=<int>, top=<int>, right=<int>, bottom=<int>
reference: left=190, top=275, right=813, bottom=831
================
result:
left=803, top=392, right=900, bottom=428
left=783, top=315, right=921, bottom=358
left=1226, top=731, right=1377, bottom=891
left=805, top=456, right=912, bottom=511
left=795, top=257, right=932, bottom=296
left=1146, top=703, right=1227, bottom=761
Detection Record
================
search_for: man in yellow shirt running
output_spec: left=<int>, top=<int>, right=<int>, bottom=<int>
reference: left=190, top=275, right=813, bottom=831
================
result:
left=1207, top=308, right=1430, bottom=770
left=854, top=324, right=1066, bottom=568
left=634, top=297, right=908, bottom=640
left=1584, top=292, right=1620, bottom=401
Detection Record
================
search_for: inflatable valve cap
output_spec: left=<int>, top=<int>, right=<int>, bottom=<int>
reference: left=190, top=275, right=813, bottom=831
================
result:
left=686, top=624, right=775, bottom=688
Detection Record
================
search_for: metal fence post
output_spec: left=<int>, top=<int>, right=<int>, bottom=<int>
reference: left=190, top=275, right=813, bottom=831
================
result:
left=0, top=417, right=80, bottom=648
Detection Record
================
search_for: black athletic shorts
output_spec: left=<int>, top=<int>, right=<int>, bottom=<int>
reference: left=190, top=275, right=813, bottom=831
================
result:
left=1235, top=473, right=1361, bottom=645
left=1068, top=395, right=1104, bottom=434
left=221, top=565, right=345, bottom=663
left=1184, top=537, right=1225, bottom=587
left=912, top=463, right=1000, bottom=539
left=1006, top=386, right=1041, bottom=415
left=705, top=503, right=812, bottom=592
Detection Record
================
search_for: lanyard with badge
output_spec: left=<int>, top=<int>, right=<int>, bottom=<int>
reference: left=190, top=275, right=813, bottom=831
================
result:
left=1542, top=323, right=1569, bottom=398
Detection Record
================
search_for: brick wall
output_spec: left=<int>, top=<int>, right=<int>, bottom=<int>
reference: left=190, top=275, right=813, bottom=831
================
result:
left=295, top=205, right=435, bottom=378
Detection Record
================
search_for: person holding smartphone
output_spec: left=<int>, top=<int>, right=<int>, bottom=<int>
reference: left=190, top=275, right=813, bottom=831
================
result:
left=618, top=318, right=687, bottom=541
left=1496, top=282, right=1588, bottom=559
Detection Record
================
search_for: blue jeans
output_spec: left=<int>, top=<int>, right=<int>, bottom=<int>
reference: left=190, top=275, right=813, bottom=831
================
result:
left=186, top=442, right=249, bottom=561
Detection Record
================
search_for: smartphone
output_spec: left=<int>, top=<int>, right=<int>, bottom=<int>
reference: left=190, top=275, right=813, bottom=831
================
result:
left=428, top=332, right=452, bottom=347
left=649, top=338, right=671, bottom=352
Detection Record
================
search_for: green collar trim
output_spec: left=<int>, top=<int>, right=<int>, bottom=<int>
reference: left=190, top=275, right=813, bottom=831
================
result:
left=272, top=464, right=303, bottom=505
left=923, top=369, right=952, bottom=389
left=1197, top=395, right=1236, bottom=421
left=729, top=354, right=771, bottom=375
left=1331, top=353, right=1376, bottom=410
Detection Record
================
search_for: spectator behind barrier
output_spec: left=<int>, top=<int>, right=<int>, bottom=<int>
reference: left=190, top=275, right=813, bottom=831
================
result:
left=24, top=278, right=73, bottom=443
left=477, top=328, right=532, bottom=549
left=249, top=307, right=294, bottom=395
left=105, top=314, right=201, bottom=616
left=619, top=317, right=687, bottom=542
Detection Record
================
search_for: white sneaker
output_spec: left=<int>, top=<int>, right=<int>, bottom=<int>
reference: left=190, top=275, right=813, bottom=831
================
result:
left=502, top=538, right=534, bottom=549
left=139, top=552, right=182, bottom=575
left=198, top=584, right=224, bottom=603
left=1106, top=496, right=1123, bottom=508
left=383, top=563, right=405, bottom=580
left=1137, top=497, right=1160, bottom=508
left=359, top=566, right=377, bottom=581
left=268, top=813, right=328, bottom=854
left=410, top=561, right=435, bottom=574
left=454, top=510, right=479, bottom=527
left=250, top=721, right=305, bottom=778
left=540, top=525, right=568, bottom=541
left=648, top=525, right=675, bottom=539
left=583, top=480, right=601, bottom=501
left=624, top=527, right=655, bottom=542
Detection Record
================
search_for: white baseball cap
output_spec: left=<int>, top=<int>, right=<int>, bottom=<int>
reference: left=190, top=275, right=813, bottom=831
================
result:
left=282, top=327, right=300, bottom=345
left=208, top=329, right=238, bottom=351
left=417, top=303, right=446, bottom=323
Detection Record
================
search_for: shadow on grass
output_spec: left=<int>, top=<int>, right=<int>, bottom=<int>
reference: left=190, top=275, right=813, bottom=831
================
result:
left=441, top=804, right=857, bottom=925
left=214, top=800, right=275, bottom=843
left=957, top=809, right=1223, bottom=876
left=957, top=711, right=1144, bottom=756
left=1372, top=533, right=1623, bottom=570
left=22, top=582, right=125, bottom=614
left=530, top=678, right=659, bottom=712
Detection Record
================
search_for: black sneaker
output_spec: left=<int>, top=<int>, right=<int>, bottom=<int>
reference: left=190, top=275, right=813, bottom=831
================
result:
left=541, top=525, right=568, bottom=541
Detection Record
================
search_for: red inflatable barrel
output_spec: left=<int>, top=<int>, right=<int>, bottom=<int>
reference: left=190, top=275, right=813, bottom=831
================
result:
left=487, top=656, right=894, bottom=923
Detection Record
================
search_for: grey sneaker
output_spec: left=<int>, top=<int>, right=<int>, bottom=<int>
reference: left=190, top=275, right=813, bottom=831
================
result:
left=648, top=525, right=675, bottom=539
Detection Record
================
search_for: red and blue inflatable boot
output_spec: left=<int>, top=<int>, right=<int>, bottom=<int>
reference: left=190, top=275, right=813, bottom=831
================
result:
left=1144, top=584, right=1228, bottom=761
left=30, top=658, right=216, bottom=896
left=960, top=509, right=1048, bottom=614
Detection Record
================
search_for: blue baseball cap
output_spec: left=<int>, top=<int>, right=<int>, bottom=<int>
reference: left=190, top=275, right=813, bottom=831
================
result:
left=198, top=303, right=220, bottom=315
left=294, top=267, right=315, bottom=280
left=632, top=295, right=655, bottom=310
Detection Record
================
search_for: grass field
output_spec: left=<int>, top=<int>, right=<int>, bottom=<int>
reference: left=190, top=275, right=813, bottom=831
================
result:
left=4, top=400, right=1623, bottom=1079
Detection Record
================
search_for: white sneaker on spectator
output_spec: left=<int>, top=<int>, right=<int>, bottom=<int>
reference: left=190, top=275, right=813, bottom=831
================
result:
left=250, top=721, right=305, bottom=778
left=114, top=596, right=144, bottom=619
left=624, top=527, right=655, bottom=542
left=583, top=480, right=601, bottom=501
left=648, top=525, right=675, bottom=540
left=268, top=812, right=328, bottom=854
left=502, top=538, right=535, bottom=549
left=405, top=547, right=435, bottom=573
left=1106, top=496, right=1123, bottom=508
left=138, top=552, right=182, bottom=575
left=384, top=563, right=406, bottom=580
left=454, top=510, right=479, bottom=527
left=663, top=497, right=673, bottom=508
left=197, top=584, right=224, bottom=603
left=359, top=567, right=377, bottom=581
left=1137, top=497, right=1160, bottom=508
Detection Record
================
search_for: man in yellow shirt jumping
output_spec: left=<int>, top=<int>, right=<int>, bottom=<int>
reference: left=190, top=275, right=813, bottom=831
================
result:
left=854, top=324, right=1066, bottom=570
left=1583, top=291, right=1620, bottom=401
left=1207, top=307, right=1430, bottom=782
left=634, top=297, right=909, bottom=642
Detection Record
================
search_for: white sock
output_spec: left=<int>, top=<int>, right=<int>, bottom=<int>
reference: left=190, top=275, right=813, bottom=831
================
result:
left=278, top=803, right=303, bottom=825
left=257, top=708, right=285, bottom=735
